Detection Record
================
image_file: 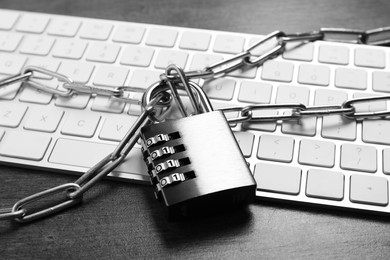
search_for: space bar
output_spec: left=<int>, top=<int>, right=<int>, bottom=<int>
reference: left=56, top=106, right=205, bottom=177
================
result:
left=49, top=138, right=148, bottom=176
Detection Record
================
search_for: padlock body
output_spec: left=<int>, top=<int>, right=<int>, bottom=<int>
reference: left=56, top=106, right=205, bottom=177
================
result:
left=140, top=111, right=256, bottom=218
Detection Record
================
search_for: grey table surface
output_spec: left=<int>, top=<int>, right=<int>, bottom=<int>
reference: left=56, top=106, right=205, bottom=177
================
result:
left=1, top=0, right=390, bottom=259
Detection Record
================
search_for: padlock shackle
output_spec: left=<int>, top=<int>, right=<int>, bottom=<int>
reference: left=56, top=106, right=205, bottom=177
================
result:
left=142, top=80, right=213, bottom=120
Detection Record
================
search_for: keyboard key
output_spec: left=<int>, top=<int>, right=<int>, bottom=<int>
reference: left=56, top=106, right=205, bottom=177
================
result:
left=354, top=48, right=385, bottom=68
left=0, top=103, right=27, bottom=127
left=93, top=65, right=129, bottom=87
left=27, top=57, right=61, bottom=79
left=238, top=81, right=272, bottom=104
left=180, top=31, right=211, bottom=51
left=0, top=32, right=23, bottom=52
left=350, top=174, right=388, bottom=206
left=335, top=68, right=367, bottom=90
left=257, top=134, right=294, bottom=163
left=341, top=144, right=377, bottom=173
left=49, top=138, right=148, bottom=176
left=283, top=42, right=314, bottom=61
left=213, top=34, right=244, bottom=54
left=276, top=85, right=310, bottom=105
left=314, top=89, right=348, bottom=106
left=298, top=139, right=335, bottom=167
left=86, top=43, right=121, bottom=63
left=19, top=80, right=55, bottom=104
left=261, top=60, right=294, bottom=82
left=127, top=69, right=161, bottom=89
left=372, top=71, right=390, bottom=93
left=202, top=78, right=236, bottom=101
left=0, top=75, right=22, bottom=100
left=0, top=11, right=19, bottom=30
left=52, top=39, right=88, bottom=60
left=352, top=92, right=386, bottom=113
left=362, top=120, right=390, bottom=145
left=306, top=169, right=344, bottom=201
left=233, top=131, right=254, bottom=157
left=112, top=25, right=145, bottom=44
left=19, top=35, right=55, bottom=56
left=91, top=96, right=126, bottom=114
left=282, top=117, right=317, bottom=136
left=0, top=131, right=51, bottom=161
left=0, top=53, right=27, bottom=75
left=242, top=110, right=277, bottom=132
left=228, top=65, right=258, bottom=79
left=298, top=64, right=330, bottom=86
left=58, top=61, right=94, bottom=83
left=318, top=44, right=349, bottom=65
left=79, top=22, right=113, bottom=40
left=154, top=50, right=188, bottom=69
left=120, top=46, right=154, bottom=67
left=55, top=93, right=90, bottom=109
left=47, top=18, right=81, bottom=37
left=24, top=108, right=64, bottom=133
left=15, top=14, right=49, bottom=33
left=322, top=115, right=356, bottom=141
left=254, top=162, right=301, bottom=195
left=145, top=27, right=178, bottom=47
left=99, top=115, right=138, bottom=142
left=383, top=149, right=390, bottom=174
left=189, top=53, right=223, bottom=70
left=61, top=112, right=101, bottom=138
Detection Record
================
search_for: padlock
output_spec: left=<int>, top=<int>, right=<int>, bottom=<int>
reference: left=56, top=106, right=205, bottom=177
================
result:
left=140, top=75, right=256, bottom=218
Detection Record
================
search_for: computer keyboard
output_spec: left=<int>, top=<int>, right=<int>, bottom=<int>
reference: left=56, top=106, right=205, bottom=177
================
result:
left=0, top=9, right=390, bottom=214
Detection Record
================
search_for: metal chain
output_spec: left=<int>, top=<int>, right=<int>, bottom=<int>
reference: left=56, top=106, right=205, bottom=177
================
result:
left=1, top=26, right=390, bottom=222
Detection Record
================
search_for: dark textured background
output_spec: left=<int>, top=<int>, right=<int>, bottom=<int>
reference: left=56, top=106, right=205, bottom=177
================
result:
left=1, top=0, right=390, bottom=259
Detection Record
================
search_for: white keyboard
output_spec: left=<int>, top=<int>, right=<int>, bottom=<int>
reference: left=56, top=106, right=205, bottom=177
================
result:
left=1, top=9, right=390, bottom=214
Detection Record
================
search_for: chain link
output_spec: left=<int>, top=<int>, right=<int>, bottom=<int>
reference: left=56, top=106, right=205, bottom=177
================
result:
left=1, top=26, right=390, bottom=222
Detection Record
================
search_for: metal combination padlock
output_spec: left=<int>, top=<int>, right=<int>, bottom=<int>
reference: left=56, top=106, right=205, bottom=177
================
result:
left=140, top=81, right=256, bottom=218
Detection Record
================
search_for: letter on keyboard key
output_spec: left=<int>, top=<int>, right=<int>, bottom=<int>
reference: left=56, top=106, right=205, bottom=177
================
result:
left=58, top=61, right=94, bottom=83
left=238, top=81, right=272, bottom=104
left=257, top=134, right=294, bottom=162
left=19, top=81, right=54, bottom=104
left=322, top=115, right=356, bottom=141
left=261, top=60, right=294, bottom=82
left=0, top=131, right=51, bottom=161
left=86, top=43, right=121, bottom=63
left=0, top=75, right=21, bottom=100
left=93, top=65, right=129, bottom=87
left=91, top=96, right=126, bottom=114
left=190, top=53, right=223, bottom=70
left=254, top=162, right=301, bottom=195
left=20, top=36, right=55, bottom=56
left=340, top=144, right=377, bottom=173
left=61, top=112, right=100, bottom=138
left=49, top=138, right=148, bottom=176
left=128, top=69, right=161, bottom=89
left=350, top=174, right=388, bottom=206
left=0, top=103, right=27, bottom=127
left=99, top=115, right=138, bottom=142
left=276, top=85, right=309, bottom=105
left=373, top=71, right=390, bottom=93
left=202, top=78, right=236, bottom=101
left=24, top=108, right=64, bottom=133
left=233, top=131, right=254, bottom=157
left=283, top=42, right=314, bottom=61
left=298, top=64, right=330, bottom=86
left=298, top=139, right=335, bottom=168
left=306, top=169, right=344, bottom=200
left=0, top=53, right=27, bottom=75
left=55, top=93, right=90, bottom=109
